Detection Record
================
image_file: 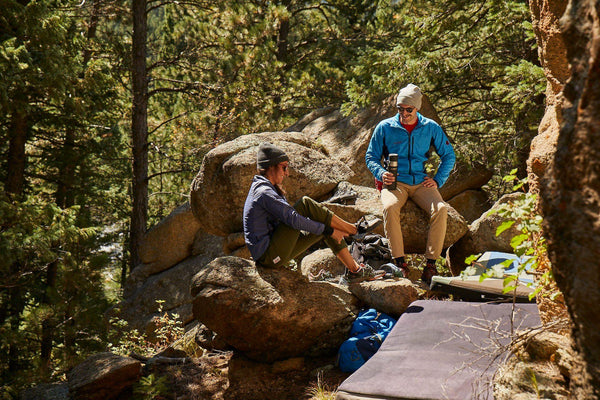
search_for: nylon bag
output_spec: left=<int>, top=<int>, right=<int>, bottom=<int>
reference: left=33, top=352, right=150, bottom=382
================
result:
left=338, top=308, right=397, bottom=372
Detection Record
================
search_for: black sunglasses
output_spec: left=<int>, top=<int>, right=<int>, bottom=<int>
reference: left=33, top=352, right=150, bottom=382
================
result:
left=397, top=106, right=415, bottom=113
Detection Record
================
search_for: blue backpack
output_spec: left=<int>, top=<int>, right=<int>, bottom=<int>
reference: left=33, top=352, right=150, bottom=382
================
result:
left=338, top=308, right=397, bottom=372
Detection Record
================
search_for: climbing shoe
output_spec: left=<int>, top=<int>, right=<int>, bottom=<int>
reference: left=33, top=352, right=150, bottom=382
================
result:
left=350, top=215, right=383, bottom=241
left=344, top=264, right=385, bottom=284
left=380, top=263, right=405, bottom=279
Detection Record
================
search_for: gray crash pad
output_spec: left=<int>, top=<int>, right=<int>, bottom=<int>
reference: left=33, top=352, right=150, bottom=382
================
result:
left=336, top=300, right=541, bottom=400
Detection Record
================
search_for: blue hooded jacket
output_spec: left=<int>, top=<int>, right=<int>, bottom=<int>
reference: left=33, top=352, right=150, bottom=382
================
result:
left=242, top=175, right=325, bottom=261
left=365, top=113, right=455, bottom=187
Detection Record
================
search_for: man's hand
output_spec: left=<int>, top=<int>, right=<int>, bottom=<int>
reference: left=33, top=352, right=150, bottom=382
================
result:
left=422, top=176, right=438, bottom=188
left=382, top=171, right=396, bottom=186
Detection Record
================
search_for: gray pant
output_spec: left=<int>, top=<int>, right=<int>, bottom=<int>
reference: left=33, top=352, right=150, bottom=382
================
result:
left=258, top=196, right=347, bottom=268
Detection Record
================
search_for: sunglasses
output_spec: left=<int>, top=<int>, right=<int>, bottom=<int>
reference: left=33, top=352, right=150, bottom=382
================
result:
left=397, top=106, right=415, bottom=113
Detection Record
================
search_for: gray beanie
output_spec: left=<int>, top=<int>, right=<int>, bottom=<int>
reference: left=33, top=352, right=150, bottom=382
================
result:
left=257, top=142, right=289, bottom=170
left=396, top=84, right=422, bottom=110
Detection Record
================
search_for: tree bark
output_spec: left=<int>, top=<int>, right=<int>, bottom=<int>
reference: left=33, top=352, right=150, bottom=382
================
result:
left=55, top=126, right=76, bottom=208
left=6, top=110, right=27, bottom=199
left=541, top=0, right=600, bottom=396
left=130, top=0, right=149, bottom=270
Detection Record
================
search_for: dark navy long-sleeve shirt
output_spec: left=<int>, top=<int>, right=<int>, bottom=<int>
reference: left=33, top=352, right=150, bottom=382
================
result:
left=242, top=175, right=325, bottom=261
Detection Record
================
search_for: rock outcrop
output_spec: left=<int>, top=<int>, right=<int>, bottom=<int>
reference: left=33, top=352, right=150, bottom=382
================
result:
left=190, top=256, right=360, bottom=362
left=494, top=330, right=575, bottom=400
left=190, top=132, right=353, bottom=237
left=67, top=353, right=142, bottom=400
left=446, top=193, right=524, bottom=276
left=119, top=92, right=497, bottom=338
left=534, top=0, right=600, bottom=394
left=347, top=280, right=419, bottom=318
left=115, top=222, right=224, bottom=333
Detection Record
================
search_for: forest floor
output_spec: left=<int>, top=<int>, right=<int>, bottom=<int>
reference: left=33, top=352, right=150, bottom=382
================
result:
left=143, top=285, right=573, bottom=400
left=148, top=350, right=349, bottom=400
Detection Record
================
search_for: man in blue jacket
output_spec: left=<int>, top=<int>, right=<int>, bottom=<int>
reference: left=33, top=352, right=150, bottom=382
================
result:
left=365, top=84, right=455, bottom=285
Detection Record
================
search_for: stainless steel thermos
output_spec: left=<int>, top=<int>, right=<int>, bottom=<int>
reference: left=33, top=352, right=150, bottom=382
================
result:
left=385, top=153, right=398, bottom=190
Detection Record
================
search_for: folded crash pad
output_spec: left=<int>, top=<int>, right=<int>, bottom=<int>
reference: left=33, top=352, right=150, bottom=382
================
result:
left=431, top=251, right=536, bottom=302
left=336, top=299, right=541, bottom=400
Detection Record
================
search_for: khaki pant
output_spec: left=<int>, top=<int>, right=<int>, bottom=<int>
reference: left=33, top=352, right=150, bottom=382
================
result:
left=258, top=196, right=347, bottom=268
left=381, top=182, right=448, bottom=260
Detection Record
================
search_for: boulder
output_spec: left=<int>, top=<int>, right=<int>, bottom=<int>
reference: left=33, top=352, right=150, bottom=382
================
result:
left=348, top=279, right=419, bottom=318
left=190, top=256, right=360, bottom=362
left=223, top=232, right=246, bottom=254
left=116, top=234, right=224, bottom=333
left=191, top=229, right=225, bottom=258
left=447, top=189, right=491, bottom=224
left=299, top=248, right=345, bottom=279
left=190, top=132, right=353, bottom=236
left=124, top=202, right=207, bottom=297
left=67, top=353, right=141, bottom=400
left=439, top=161, right=493, bottom=201
left=494, top=331, right=574, bottom=400
left=446, top=193, right=524, bottom=276
left=139, top=202, right=201, bottom=271
left=193, top=322, right=230, bottom=351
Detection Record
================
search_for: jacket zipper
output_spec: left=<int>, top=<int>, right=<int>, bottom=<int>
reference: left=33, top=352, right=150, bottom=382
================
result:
left=407, top=130, right=414, bottom=184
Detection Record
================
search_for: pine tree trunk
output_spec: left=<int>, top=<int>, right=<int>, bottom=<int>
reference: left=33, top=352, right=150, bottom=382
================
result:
left=5, top=110, right=28, bottom=373
left=130, top=0, right=148, bottom=271
left=56, top=126, right=76, bottom=208
left=6, top=111, right=27, bottom=198
left=40, top=260, right=58, bottom=378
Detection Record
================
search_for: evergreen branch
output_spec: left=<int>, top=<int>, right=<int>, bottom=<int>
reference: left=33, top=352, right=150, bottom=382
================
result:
left=147, top=169, right=190, bottom=181
left=148, top=111, right=189, bottom=135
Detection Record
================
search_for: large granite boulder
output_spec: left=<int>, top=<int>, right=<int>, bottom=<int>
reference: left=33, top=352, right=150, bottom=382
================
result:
left=67, top=353, right=141, bottom=400
left=116, top=232, right=224, bottom=334
left=447, top=189, right=491, bottom=224
left=439, top=161, right=493, bottom=201
left=139, top=202, right=201, bottom=272
left=348, top=279, right=419, bottom=318
left=124, top=202, right=205, bottom=297
left=299, top=248, right=346, bottom=279
left=190, top=256, right=360, bottom=362
left=190, top=132, right=353, bottom=236
left=446, top=193, right=524, bottom=276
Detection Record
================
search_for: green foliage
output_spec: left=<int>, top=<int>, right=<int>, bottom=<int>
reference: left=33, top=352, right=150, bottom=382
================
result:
left=306, top=371, right=337, bottom=400
left=345, top=0, right=545, bottom=192
left=462, top=171, right=558, bottom=301
left=133, top=373, right=171, bottom=400
left=142, top=0, right=389, bottom=222
left=0, top=186, right=111, bottom=388
left=0, top=0, right=129, bottom=393
left=108, top=300, right=184, bottom=358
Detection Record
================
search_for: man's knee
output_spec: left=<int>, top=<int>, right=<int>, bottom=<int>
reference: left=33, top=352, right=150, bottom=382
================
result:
left=295, top=196, right=313, bottom=207
left=382, top=197, right=402, bottom=214
left=295, top=196, right=317, bottom=213
left=432, top=201, right=448, bottom=219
